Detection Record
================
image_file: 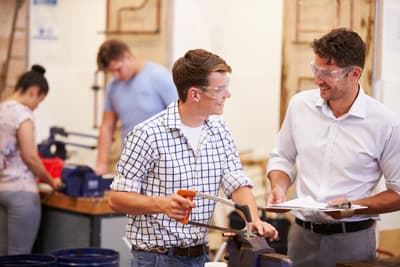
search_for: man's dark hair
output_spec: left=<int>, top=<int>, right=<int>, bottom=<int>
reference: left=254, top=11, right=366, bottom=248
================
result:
left=97, top=39, right=131, bottom=71
left=172, top=49, right=232, bottom=102
left=312, top=28, right=366, bottom=68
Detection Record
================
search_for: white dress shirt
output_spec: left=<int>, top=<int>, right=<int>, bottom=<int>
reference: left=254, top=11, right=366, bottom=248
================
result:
left=267, top=87, right=400, bottom=222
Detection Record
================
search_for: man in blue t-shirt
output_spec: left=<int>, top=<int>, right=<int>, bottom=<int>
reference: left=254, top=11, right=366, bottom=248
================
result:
left=95, top=39, right=177, bottom=175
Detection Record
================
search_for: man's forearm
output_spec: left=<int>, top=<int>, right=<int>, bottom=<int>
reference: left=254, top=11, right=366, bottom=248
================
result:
left=268, top=170, right=291, bottom=192
left=108, top=191, right=165, bottom=215
left=95, top=129, right=113, bottom=171
left=353, top=189, right=400, bottom=215
left=231, top=186, right=260, bottom=222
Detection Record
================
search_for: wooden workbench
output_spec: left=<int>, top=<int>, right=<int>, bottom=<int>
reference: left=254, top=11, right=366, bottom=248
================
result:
left=41, top=191, right=115, bottom=215
left=36, top=191, right=131, bottom=266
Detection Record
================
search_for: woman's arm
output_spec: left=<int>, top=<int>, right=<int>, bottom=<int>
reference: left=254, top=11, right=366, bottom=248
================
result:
left=18, top=119, right=60, bottom=189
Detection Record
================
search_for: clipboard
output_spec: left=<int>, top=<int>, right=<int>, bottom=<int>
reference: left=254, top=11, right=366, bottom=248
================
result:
left=265, top=196, right=368, bottom=212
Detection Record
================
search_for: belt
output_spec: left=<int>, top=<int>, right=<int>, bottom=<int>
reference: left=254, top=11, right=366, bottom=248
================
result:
left=132, top=244, right=208, bottom=257
left=295, top=218, right=374, bottom=235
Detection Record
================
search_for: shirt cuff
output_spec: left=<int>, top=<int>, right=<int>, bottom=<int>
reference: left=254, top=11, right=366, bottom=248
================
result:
left=110, top=173, right=141, bottom=192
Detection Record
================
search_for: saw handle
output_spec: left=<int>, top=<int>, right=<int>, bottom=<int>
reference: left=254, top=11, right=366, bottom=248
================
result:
left=177, top=189, right=196, bottom=224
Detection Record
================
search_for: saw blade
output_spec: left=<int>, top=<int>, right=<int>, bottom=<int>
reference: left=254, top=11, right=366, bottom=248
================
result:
left=188, top=220, right=242, bottom=235
left=195, top=192, right=235, bottom=208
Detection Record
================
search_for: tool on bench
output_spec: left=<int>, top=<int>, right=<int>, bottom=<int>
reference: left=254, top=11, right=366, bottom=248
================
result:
left=177, top=189, right=293, bottom=266
left=37, top=127, right=111, bottom=198
left=40, top=164, right=111, bottom=199
left=38, top=126, right=98, bottom=160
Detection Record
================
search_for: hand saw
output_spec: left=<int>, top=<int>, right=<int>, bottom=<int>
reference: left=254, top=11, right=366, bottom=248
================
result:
left=177, top=189, right=253, bottom=237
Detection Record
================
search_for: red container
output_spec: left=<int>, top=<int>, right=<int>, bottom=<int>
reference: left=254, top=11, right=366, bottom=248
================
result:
left=38, top=157, right=65, bottom=182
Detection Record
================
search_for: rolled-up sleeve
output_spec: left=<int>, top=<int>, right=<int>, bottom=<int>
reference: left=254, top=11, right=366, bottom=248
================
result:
left=111, top=129, right=154, bottom=193
left=381, top=123, right=400, bottom=192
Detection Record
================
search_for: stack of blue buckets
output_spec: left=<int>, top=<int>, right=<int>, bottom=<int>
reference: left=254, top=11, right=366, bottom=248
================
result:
left=0, top=247, right=119, bottom=266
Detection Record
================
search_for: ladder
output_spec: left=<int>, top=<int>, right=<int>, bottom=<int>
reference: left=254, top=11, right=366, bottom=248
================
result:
left=0, top=0, right=26, bottom=99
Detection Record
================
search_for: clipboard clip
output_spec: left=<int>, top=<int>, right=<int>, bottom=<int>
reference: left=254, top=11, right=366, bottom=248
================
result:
left=327, top=202, right=352, bottom=209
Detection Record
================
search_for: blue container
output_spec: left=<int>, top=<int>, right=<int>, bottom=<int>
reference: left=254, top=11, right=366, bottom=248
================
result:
left=0, top=254, right=57, bottom=266
left=51, top=247, right=119, bottom=267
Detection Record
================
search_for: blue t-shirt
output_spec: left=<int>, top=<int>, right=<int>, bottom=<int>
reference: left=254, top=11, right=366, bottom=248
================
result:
left=104, top=62, right=177, bottom=139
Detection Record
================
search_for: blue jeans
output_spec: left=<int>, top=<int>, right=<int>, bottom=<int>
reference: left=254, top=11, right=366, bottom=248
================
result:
left=131, top=250, right=209, bottom=267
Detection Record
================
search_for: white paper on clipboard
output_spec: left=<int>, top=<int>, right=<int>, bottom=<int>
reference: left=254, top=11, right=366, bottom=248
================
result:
left=266, top=196, right=368, bottom=211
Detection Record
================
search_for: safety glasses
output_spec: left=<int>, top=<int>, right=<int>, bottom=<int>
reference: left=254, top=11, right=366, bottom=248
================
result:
left=310, top=61, right=354, bottom=82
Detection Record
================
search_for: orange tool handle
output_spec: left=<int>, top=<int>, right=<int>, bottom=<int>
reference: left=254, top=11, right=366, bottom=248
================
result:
left=177, top=189, right=196, bottom=224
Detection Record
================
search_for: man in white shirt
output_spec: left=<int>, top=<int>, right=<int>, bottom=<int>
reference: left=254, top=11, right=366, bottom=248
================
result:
left=267, top=28, right=400, bottom=267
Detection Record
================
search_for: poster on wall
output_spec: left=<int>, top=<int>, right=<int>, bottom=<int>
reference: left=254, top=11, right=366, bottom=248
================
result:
left=31, top=0, right=59, bottom=40
left=33, top=0, right=57, bottom=4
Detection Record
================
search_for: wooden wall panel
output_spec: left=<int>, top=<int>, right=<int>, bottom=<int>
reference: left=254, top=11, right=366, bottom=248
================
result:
left=103, top=0, right=169, bottom=173
left=0, top=0, right=28, bottom=100
left=280, top=0, right=375, bottom=125
left=104, top=0, right=168, bottom=66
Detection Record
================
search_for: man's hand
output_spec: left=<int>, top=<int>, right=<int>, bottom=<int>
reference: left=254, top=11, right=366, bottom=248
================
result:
left=162, top=192, right=196, bottom=220
left=266, top=170, right=291, bottom=213
left=252, top=218, right=279, bottom=241
left=94, top=163, right=108, bottom=175
left=267, top=186, right=287, bottom=204
left=265, top=186, right=288, bottom=213
left=325, top=198, right=355, bottom=219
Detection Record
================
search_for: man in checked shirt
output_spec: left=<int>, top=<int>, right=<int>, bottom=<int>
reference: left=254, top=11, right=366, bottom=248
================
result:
left=108, top=49, right=279, bottom=267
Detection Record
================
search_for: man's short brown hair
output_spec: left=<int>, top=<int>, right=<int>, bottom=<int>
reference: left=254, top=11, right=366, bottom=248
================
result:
left=97, top=39, right=131, bottom=71
left=172, top=49, right=232, bottom=102
left=312, top=28, right=366, bottom=68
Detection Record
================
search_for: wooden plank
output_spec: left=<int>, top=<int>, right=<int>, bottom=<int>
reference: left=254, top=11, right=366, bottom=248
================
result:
left=41, top=191, right=119, bottom=216
left=0, top=0, right=28, bottom=100
left=378, top=229, right=400, bottom=257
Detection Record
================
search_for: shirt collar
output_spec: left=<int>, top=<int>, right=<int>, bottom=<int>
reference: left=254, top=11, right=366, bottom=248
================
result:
left=315, top=85, right=367, bottom=119
left=164, top=101, right=216, bottom=131
left=165, top=101, right=181, bottom=130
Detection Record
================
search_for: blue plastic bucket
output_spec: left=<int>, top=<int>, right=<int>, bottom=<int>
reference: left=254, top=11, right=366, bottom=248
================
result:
left=51, top=247, right=119, bottom=267
left=0, top=254, right=57, bottom=266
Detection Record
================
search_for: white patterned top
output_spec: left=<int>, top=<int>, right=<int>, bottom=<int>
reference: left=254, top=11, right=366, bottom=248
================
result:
left=0, top=100, right=38, bottom=192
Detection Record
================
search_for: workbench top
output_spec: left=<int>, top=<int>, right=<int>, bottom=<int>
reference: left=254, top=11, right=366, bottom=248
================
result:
left=40, top=191, right=117, bottom=215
